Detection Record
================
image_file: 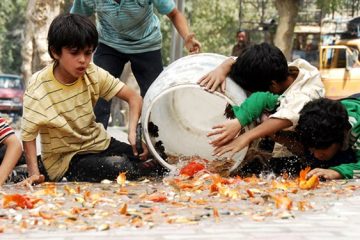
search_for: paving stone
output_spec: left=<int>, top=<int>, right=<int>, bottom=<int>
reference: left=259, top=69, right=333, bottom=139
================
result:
left=4, top=128, right=360, bottom=239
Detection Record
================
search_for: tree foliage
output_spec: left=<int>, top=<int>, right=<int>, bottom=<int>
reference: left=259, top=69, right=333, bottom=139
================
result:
left=316, top=0, right=344, bottom=17
left=159, top=0, right=239, bottom=65
left=0, top=0, right=357, bottom=73
left=316, top=0, right=359, bottom=17
left=0, top=0, right=27, bottom=74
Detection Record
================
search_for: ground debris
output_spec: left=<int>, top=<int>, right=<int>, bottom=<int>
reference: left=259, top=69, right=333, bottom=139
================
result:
left=0, top=170, right=360, bottom=233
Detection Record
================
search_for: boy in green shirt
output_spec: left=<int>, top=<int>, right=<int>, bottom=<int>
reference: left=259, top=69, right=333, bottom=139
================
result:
left=199, top=43, right=324, bottom=160
left=229, top=91, right=359, bottom=179
left=296, top=97, right=360, bottom=179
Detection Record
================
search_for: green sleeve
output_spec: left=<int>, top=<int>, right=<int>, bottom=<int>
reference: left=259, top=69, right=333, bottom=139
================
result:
left=329, top=98, right=360, bottom=179
left=329, top=156, right=360, bottom=179
left=232, top=92, right=279, bottom=127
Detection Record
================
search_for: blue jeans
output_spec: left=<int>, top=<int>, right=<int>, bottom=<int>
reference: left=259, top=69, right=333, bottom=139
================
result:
left=93, top=43, right=163, bottom=128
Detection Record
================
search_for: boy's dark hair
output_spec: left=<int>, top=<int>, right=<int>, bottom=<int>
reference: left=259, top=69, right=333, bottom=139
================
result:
left=229, top=42, right=288, bottom=92
left=47, top=13, right=98, bottom=59
left=296, top=98, right=351, bottom=149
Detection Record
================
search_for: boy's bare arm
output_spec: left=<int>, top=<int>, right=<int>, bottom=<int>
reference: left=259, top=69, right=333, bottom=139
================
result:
left=0, top=134, right=22, bottom=185
left=20, top=140, right=44, bottom=186
left=213, top=118, right=292, bottom=158
left=198, top=57, right=235, bottom=93
left=115, top=85, right=148, bottom=159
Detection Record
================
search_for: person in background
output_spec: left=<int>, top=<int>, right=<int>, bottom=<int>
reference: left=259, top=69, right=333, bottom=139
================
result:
left=71, top=0, right=201, bottom=128
left=231, top=30, right=249, bottom=57
left=0, top=117, right=22, bottom=185
left=20, top=14, right=161, bottom=186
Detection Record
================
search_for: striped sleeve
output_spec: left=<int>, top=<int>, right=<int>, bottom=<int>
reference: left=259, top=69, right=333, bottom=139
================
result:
left=0, top=118, right=14, bottom=143
left=21, top=91, right=47, bottom=141
left=96, top=66, right=124, bottom=101
left=153, top=0, right=176, bottom=15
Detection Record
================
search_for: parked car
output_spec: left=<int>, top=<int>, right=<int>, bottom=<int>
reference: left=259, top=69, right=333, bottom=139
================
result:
left=0, top=74, right=24, bottom=119
left=319, top=39, right=360, bottom=99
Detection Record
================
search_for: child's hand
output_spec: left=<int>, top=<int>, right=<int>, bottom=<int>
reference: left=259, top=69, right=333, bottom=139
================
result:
left=198, top=68, right=227, bottom=93
left=128, top=131, right=149, bottom=160
left=307, top=168, right=342, bottom=180
left=18, top=174, right=45, bottom=187
left=128, top=129, right=137, bottom=151
left=212, top=134, right=250, bottom=159
left=208, top=119, right=241, bottom=147
left=138, top=142, right=149, bottom=161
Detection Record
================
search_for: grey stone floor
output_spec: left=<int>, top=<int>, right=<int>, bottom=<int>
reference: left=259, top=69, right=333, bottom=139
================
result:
left=1, top=193, right=360, bottom=240
left=4, top=127, right=360, bottom=239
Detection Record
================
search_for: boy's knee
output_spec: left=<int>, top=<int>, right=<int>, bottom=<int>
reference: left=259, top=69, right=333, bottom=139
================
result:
left=104, top=155, right=140, bottom=179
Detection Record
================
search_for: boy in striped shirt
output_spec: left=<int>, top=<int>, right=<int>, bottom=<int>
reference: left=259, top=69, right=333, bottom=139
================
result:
left=0, top=117, right=22, bottom=185
left=214, top=91, right=360, bottom=179
left=21, top=14, right=158, bottom=185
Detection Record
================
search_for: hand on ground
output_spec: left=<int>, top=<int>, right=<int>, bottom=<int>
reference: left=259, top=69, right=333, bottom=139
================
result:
left=18, top=174, right=45, bottom=187
left=138, top=142, right=149, bottom=161
left=307, top=168, right=342, bottom=180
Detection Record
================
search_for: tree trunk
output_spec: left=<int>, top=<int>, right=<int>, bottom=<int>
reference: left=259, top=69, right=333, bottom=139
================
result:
left=21, top=0, right=64, bottom=85
left=273, top=0, right=300, bottom=60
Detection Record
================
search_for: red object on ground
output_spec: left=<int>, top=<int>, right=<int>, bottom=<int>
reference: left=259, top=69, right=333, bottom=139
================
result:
left=3, top=194, right=41, bottom=209
left=179, top=161, right=205, bottom=177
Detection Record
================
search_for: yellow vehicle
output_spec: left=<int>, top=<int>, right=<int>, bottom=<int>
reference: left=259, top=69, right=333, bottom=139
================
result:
left=319, top=39, right=360, bottom=99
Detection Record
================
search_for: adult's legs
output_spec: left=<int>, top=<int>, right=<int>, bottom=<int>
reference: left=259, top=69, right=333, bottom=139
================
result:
left=129, top=50, right=163, bottom=97
left=93, top=43, right=129, bottom=129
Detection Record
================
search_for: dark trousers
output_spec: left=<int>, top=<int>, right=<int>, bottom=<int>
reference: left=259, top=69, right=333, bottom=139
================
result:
left=267, top=148, right=357, bottom=176
left=64, top=137, right=143, bottom=182
left=93, top=43, right=163, bottom=128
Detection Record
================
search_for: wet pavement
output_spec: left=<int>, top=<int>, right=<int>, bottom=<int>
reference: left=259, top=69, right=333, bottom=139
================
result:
left=3, top=127, right=360, bottom=239
left=1, top=177, right=360, bottom=239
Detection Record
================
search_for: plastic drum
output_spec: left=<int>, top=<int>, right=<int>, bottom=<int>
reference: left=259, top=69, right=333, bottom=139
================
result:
left=141, top=53, right=248, bottom=172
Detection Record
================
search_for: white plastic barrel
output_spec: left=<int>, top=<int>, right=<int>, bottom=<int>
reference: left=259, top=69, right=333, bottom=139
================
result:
left=141, top=53, right=248, bottom=172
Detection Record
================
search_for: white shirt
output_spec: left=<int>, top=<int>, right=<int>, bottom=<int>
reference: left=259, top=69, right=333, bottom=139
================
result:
left=270, top=58, right=325, bottom=129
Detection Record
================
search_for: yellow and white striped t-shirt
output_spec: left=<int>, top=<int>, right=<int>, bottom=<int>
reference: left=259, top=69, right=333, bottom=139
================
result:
left=21, top=62, right=124, bottom=181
